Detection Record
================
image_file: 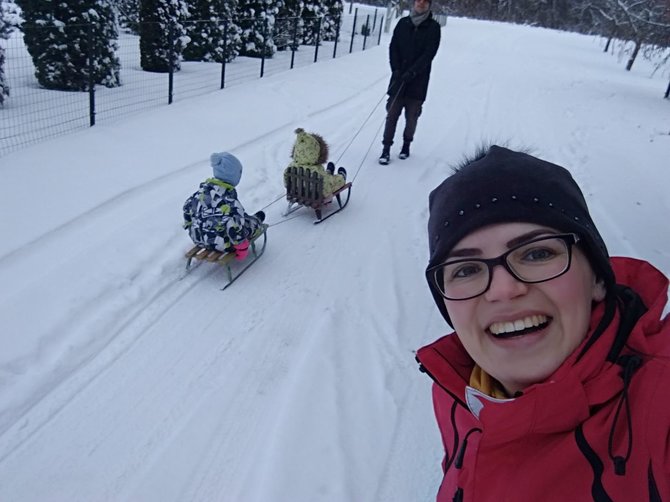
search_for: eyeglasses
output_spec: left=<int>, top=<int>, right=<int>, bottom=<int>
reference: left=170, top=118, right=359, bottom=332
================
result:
left=428, top=233, right=580, bottom=301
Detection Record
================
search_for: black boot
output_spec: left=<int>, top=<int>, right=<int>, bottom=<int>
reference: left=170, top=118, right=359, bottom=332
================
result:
left=326, top=161, right=335, bottom=175
left=337, top=167, right=347, bottom=181
left=254, top=210, right=266, bottom=222
left=379, top=146, right=391, bottom=165
left=399, top=142, right=410, bottom=159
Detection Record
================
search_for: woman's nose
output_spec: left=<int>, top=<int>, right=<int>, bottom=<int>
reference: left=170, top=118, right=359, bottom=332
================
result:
left=483, top=264, right=528, bottom=302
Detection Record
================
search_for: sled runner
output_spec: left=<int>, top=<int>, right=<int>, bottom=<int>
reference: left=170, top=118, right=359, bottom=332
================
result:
left=184, top=224, right=269, bottom=290
left=284, top=166, right=352, bottom=224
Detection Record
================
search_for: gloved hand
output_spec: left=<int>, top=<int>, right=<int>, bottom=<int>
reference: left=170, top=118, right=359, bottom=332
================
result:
left=388, top=71, right=402, bottom=95
left=232, top=240, right=249, bottom=261
left=401, top=70, right=416, bottom=82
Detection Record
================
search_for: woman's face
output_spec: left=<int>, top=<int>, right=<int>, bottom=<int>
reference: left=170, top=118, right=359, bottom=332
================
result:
left=444, top=222, right=605, bottom=395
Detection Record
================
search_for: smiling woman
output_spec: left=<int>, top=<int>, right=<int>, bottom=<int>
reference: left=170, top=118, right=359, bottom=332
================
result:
left=415, top=145, right=670, bottom=501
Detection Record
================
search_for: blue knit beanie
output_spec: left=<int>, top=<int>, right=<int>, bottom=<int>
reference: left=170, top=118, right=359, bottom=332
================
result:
left=211, top=152, right=243, bottom=186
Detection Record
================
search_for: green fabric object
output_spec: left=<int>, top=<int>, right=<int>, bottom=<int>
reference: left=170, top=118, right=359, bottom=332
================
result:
left=291, top=130, right=322, bottom=165
left=284, top=128, right=345, bottom=197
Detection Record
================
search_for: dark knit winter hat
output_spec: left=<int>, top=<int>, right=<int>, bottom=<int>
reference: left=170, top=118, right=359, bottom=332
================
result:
left=427, top=145, right=615, bottom=327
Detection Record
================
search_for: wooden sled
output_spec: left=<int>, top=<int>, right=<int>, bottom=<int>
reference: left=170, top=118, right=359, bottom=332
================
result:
left=284, top=166, right=352, bottom=224
left=184, top=224, right=269, bottom=290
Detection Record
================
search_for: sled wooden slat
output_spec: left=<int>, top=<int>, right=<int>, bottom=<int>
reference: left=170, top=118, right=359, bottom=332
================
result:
left=285, top=166, right=351, bottom=208
left=205, top=250, right=223, bottom=262
left=185, top=246, right=201, bottom=259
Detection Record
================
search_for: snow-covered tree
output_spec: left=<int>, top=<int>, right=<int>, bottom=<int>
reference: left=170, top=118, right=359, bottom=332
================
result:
left=321, top=0, right=342, bottom=42
left=237, top=0, right=281, bottom=58
left=1, top=0, right=22, bottom=105
left=17, top=0, right=120, bottom=91
left=183, top=0, right=241, bottom=62
left=139, top=0, right=189, bottom=72
left=116, top=0, right=140, bottom=34
left=275, top=0, right=303, bottom=51
left=300, top=0, right=325, bottom=45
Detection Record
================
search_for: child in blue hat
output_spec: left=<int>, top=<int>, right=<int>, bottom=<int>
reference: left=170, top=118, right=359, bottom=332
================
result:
left=183, top=152, right=265, bottom=260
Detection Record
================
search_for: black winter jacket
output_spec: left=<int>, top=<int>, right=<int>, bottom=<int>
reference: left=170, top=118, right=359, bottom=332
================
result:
left=387, top=13, right=441, bottom=101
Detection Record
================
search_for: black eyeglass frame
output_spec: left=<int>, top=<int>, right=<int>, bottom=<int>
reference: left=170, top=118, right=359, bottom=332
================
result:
left=427, top=233, right=581, bottom=301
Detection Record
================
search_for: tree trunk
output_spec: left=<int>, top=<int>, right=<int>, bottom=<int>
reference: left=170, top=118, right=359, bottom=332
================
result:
left=604, top=37, right=611, bottom=52
left=625, top=40, right=641, bottom=71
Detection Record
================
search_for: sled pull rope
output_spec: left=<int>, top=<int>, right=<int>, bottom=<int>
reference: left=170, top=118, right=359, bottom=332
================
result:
left=335, top=83, right=405, bottom=184
left=259, top=192, right=286, bottom=212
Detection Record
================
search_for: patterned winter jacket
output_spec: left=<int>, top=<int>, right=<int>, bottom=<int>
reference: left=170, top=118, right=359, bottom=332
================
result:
left=183, top=178, right=262, bottom=253
left=416, top=257, right=670, bottom=502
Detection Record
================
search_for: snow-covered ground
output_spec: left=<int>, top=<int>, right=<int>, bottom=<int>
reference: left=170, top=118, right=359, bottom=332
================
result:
left=0, top=16, right=668, bottom=502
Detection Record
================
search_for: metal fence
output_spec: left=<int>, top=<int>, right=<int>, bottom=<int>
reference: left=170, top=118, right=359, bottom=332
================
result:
left=0, top=9, right=385, bottom=157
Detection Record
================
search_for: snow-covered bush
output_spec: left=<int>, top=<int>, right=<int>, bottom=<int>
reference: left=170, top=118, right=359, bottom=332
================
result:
left=237, top=0, right=281, bottom=58
left=301, top=0, right=326, bottom=45
left=1, top=0, right=22, bottom=105
left=116, top=0, right=140, bottom=34
left=183, top=0, right=241, bottom=63
left=322, top=0, right=343, bottom=42
left=139, top=0, right=189, bottom=72
left=17, top=0, right=120, bottom=91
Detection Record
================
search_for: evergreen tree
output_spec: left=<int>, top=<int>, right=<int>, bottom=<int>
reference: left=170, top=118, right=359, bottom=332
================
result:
left=275, top=0, right=302, bottom=51
left=139, top=0, right=189, bottom=72
left=183, top=0, right=241, bottom=62
left=17, top=0, right=120, bottom=91
left=237, top=0, right=281, bottom=58
left=321, top=0, right=342, bottom=42
left=1, top=0, right=22, bottom=105
left=116, top=0, right=140, bottom=34
left=300, top=0, right=325, bottom=45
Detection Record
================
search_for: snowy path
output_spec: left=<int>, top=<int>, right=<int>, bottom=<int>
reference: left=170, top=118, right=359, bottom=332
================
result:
left=0, top=17, right=668, bottom=502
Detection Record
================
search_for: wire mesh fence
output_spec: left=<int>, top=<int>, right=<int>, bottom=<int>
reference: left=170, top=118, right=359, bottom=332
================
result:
left=0, top=9, right=385, bottom=157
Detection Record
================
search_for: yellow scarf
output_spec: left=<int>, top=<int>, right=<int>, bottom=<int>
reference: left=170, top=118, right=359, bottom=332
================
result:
left=469, top=365, right=509, bottom=399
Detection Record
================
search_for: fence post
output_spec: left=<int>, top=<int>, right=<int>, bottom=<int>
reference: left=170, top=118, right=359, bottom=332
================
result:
left=313, top=17, right=321, bottom=63
left=372, top=9, right=378, bottom=32
left=349, top=8, right=358, bottom=54
left=260, top=17, right=267, bottom=78
left=333, top=14, right=340, bottom=58
left=87, top=23, right=96, bottom=126
left=377, top=16, right=384, bottom=45
left=362, top=14, right=370, bottom=50
left=220, top=19, right=228, bottom=89
left=290, top=17, right=298, bottom=69
left=168, top=23, right=174, bottom=104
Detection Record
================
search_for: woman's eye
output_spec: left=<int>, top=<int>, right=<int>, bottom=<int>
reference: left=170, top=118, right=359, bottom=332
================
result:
left=522, top=247, right=556, bottom=262
left=449, top=263, right=483, bottom=279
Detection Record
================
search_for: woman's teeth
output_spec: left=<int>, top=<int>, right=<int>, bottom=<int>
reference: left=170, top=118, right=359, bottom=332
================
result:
left=489, top=315, right=549, bottom=337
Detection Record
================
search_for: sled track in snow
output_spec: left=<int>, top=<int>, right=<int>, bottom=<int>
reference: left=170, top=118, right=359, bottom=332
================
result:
left=0, top=261, right=213, bottom=461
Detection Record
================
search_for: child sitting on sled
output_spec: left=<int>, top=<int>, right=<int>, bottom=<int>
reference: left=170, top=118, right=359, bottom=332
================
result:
left=283, top=128, right=347, bottom=197
left=183, top=152, right=265, bottom=260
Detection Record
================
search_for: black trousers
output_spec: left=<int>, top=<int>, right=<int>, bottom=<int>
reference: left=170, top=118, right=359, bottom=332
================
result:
left=382, top=96, right=423, bottom=147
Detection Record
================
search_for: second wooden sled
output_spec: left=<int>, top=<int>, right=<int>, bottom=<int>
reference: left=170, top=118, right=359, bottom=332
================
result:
left=284, top=166, right=352, bottom=224
left=184, top=224, right=269, bottom=290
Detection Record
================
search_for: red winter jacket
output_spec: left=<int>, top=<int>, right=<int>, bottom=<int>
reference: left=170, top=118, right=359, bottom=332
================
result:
left=416, top=257, right=670, bottom=502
